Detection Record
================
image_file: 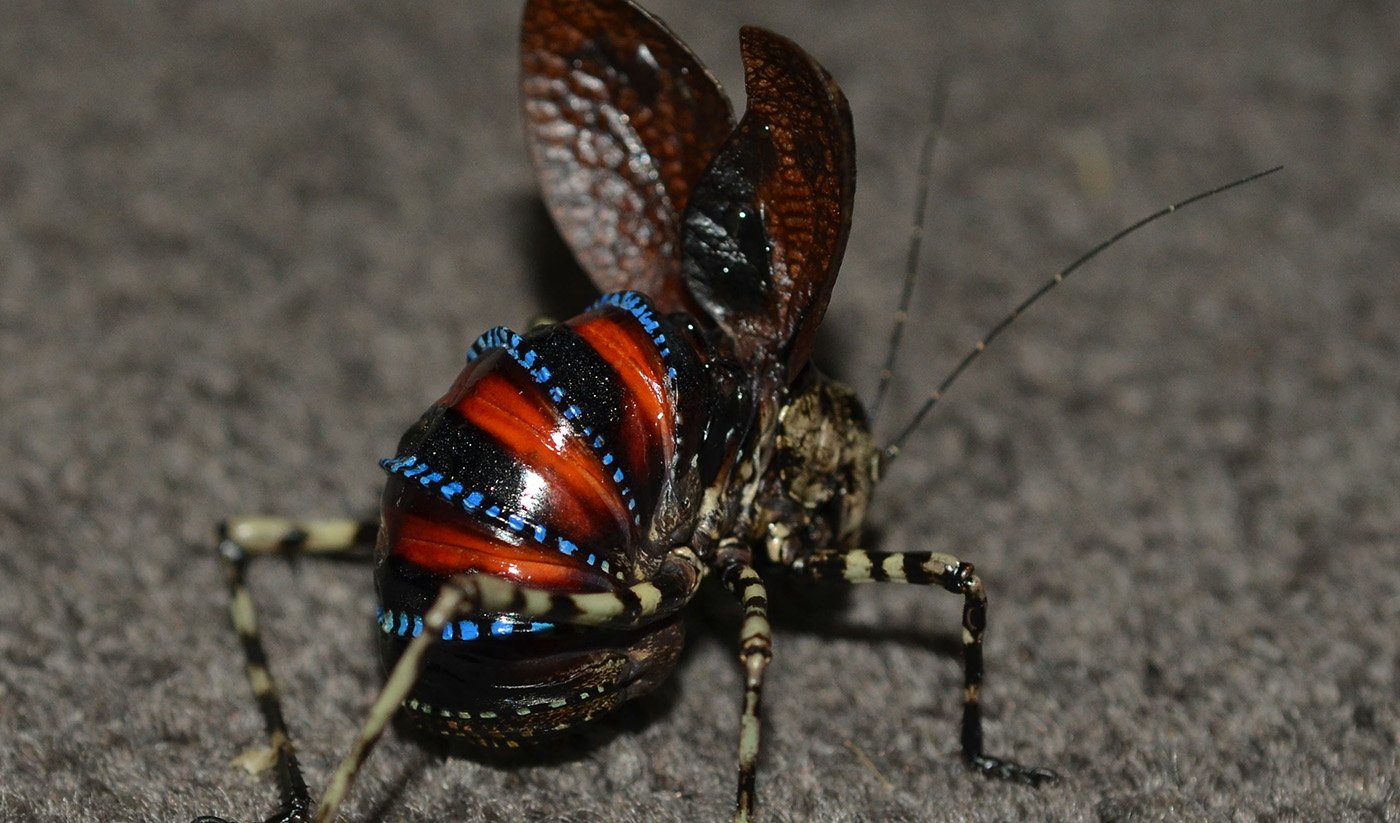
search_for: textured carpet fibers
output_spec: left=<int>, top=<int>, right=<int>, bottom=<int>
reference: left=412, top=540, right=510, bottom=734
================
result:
left=1, top=2, right=1397, bottom=821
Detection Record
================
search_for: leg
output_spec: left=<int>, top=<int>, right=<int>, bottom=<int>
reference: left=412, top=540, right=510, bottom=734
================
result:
left=312, top=545, right=707, bottom=823
left=792, top=549, right=1057, bottom=786
left=453, top=545, right=706, bottom=627
left=195, top=517, right=377, bottom=823
left=715, top=540, right=773, bottom=823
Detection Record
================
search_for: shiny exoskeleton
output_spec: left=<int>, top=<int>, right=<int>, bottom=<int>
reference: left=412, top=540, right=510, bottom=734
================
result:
left=375, top=292, right=745, bottom=744
left=198, top=0, right=1279, bottom=819
left=200, top=1, right=1064, bottom=821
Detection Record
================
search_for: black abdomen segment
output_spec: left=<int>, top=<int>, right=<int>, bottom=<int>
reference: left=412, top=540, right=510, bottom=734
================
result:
left=373, top=292, right=724, bottom=733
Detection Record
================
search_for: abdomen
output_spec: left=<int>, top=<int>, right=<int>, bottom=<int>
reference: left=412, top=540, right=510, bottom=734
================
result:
left=373, top=291, right=732, bottom=743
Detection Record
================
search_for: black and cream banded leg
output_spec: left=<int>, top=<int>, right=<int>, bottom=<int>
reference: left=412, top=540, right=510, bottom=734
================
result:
left=715, top=539, right=774, bottom=823
left=793, top=549, right=1058, bottom=786
left=311, top=545, right=708, bottom=823
left=196, top=517, right=378, bottom=823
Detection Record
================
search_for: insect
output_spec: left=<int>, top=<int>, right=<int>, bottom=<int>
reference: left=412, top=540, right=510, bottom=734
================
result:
left=197, top=1, right=1278, bottom=821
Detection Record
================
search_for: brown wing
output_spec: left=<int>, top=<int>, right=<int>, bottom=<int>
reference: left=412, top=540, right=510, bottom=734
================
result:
left=680, top=26, right=856, bottom=381
left=520, top=0, right=736, bottom=312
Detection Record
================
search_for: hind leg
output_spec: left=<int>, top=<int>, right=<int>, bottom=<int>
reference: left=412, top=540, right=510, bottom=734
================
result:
left=311, top=545, right=708, bottom=823
left=196, top=517, right=376, bottom=823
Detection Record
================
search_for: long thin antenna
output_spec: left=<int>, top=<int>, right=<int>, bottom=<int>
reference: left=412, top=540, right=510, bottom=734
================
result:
left=868, top=71, right=950, bottom=427
left=883, top=164, right=1283, bottom=462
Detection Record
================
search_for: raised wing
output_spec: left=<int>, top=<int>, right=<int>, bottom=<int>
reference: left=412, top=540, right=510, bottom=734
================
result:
left=680, top=27, right=856, bottom=382
left=520, top=0, right=735, bottom=311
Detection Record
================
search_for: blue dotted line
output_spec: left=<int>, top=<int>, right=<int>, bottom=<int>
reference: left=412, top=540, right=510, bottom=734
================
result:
left=380, top=453, right=619, bottom=577
left=587, top=291, right=678, bottom=381
left=457, top=322, right=641, bottom=528
left=376, top=606, right=554, bottom=641
left=466, top=326, right=516, bottom=363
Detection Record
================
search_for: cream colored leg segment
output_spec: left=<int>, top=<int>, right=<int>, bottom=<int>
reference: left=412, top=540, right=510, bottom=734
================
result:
left=793, top=548, right=1058, bottom=787
left=450, top=546, right=705, bottom=629
left=313, top=584, right=465, bottom=823
left=716, top=542, right=773, bottom=823
left=196, top=517, right=376, bottom=823
left=311, top=546, right=705, bottom=820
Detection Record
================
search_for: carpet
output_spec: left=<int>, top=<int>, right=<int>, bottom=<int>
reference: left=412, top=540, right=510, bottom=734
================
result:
left=1, top=1, right=1396, bottom=821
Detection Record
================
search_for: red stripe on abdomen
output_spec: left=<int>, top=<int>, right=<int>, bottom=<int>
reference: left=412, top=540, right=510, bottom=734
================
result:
left=392, top=511, right=610, bottom=592
left=569, top=313, right=675, bottom=497
left=450, top=364, right=629, bottom=549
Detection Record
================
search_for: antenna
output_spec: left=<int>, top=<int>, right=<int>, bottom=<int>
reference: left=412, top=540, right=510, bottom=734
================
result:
left=868, top=72, right=950, bottom=428
left=883, top=164, right=1284, bottom=462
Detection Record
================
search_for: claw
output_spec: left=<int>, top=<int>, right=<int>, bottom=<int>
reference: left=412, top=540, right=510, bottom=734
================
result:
left=967, top=753, right=1060, bottom=787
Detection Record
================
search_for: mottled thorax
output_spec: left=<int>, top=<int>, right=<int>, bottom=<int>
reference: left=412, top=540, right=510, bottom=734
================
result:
left=752, top=368, right=879, bottom=565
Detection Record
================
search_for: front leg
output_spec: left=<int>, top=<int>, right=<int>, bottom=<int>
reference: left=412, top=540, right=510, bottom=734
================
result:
left=792, top=549, right=1058, bottom=786
left=714, top=539, right=774, bottom=823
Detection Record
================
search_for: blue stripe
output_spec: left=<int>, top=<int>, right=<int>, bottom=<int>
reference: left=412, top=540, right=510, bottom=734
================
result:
left=377, top=610, right=555, bottom=642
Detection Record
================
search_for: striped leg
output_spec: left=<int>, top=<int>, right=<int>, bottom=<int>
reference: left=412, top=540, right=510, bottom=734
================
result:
left=715, top=540, right=772, bottom=823
left=793, top=549, right=1057, bottom=786
left=311, top=545, right=706, bottom=823
left=195, top=517, right=377, bottom=823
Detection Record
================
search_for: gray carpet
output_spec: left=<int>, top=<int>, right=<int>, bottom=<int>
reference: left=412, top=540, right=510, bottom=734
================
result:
left=2, top=2, right=1397, bottom=821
